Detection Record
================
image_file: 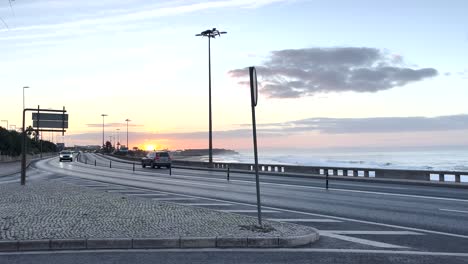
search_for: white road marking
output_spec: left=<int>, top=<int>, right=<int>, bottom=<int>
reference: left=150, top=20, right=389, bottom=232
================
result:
left=219, top=209, right=279, bottom=213
left=321, top=230, right=422, bottom=235
left=183, top=203, right=233, bottom=206
left=3, top=248, right=468, bottom=257
left=320, top=232, right=408, bottom=248
left=126, top=193, right=168, bottom=197
left=440, top=208, right=468, bottom=214
left=152, top=198, right=198, bottom=201
left=268, top=218, right=341, bottom=223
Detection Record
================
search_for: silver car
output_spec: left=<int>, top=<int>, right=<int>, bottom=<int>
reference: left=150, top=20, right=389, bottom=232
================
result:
left=59, top=151, right=73, bottom=162
left=141, top=151, right=171, bottom=169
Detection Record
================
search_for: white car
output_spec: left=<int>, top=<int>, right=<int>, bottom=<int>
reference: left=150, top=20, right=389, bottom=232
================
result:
left=59, top=151, right=73, bottom=162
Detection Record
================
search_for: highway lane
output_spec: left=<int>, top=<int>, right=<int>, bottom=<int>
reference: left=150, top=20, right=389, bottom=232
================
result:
left=82, top=153, right=468, bottom=201
left=33, top=154, right=468, bottom=240
left=3, top=153, right=464, bottom=262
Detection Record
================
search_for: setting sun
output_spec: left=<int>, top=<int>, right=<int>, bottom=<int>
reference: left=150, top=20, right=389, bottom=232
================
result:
left=145, top=145, right=155, bottom=151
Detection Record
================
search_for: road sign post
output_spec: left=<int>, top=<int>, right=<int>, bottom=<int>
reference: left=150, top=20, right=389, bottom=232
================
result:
left=249, top=66, right=262, bottom=227
left=21, top=107, right=68, bottom=185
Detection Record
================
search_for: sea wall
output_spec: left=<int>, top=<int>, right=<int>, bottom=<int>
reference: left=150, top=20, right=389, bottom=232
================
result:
left=172, top=160, right=467, bottom=184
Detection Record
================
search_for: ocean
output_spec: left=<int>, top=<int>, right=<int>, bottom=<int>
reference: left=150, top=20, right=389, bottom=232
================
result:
left=206, top=146, right=468, bottom=172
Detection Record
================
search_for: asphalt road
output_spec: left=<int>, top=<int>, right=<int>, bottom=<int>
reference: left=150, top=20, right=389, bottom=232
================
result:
left=1, top=153, right=468, bottom=264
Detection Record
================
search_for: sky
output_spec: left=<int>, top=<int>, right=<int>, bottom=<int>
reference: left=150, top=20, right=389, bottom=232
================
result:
left=0, top=0, right=467, bottom=151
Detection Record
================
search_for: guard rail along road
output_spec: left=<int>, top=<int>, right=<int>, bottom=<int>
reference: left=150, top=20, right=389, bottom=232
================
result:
left=98, top=154, right=468, bottom=187
left=175, top=160, right=467, bottom=185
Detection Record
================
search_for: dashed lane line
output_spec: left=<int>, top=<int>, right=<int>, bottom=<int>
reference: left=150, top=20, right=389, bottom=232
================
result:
left=181, top=203, right=234, bottom=206
left=440, top=208, right=468, bottom=214
left=152, top=197, right=198, bottom=201
left=219, top=209, right=279, bottom=213
left=267, top=218, right=342, bottom=223
left=321, top=230, right=422, bottom=235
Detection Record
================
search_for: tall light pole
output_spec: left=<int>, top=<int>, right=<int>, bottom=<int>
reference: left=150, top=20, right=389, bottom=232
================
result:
left=196, top=28, right=227, bottom=167
left=116, top=128, right=120, bottom=150
left=125, top=119, right=131, bottom=149
left=101, top=114, right=107, bottom=148
left=1, top=120, right=7, bottom=130
left=23, top=86, right=29, bottom=110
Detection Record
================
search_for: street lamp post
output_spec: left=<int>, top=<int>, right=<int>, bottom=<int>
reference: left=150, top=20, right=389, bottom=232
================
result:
left=125, top=119, right=131, bottom=149
left=23, top=86, right=29, bottom=110
left=116, top=128, right=120, bottom=150
left=1, top=120, right=7, bottom=130
left=101, top=114, right=108, bottom=148
left=196, top=28, right=227, bottom=167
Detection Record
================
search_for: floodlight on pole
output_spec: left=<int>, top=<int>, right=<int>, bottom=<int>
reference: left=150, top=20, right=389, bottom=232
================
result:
left=195, top=28, right=227, bottom=167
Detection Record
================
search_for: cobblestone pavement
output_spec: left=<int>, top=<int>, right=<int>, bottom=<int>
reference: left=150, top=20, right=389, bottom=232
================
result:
left=0, top=182, right=315, bottom=240
left=0, top=162, right=21, bottom=177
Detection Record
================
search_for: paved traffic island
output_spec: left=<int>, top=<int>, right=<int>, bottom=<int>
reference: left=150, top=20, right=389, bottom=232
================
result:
left=0, top=182, right=319, bottom=251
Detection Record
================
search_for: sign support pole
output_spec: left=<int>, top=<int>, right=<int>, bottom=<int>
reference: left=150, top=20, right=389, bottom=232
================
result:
left=250, top=66, right=262, bottom=227
left=21, top=109, right=26, bottom=185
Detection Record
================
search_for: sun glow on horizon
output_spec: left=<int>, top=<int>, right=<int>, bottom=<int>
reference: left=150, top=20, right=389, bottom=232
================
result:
left=144, top=145, right=155, bottom=151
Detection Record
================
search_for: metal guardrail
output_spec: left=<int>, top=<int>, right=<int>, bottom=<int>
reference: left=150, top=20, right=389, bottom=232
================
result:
left=75, top=153, right=468, bottom=184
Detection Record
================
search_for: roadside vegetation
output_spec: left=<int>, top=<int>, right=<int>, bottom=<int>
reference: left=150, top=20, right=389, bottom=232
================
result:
left=0, top=127, right=57, bottom=156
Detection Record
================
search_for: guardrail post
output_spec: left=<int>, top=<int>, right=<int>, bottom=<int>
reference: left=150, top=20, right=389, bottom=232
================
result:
left=439, top=173, right=444, bottom=182
left=169, top=166, right=172, bottom=176
left=94, top=160, right=96, bottom=166
left=343, top=169, right=347, bottom=176
left=325, top=169, right=329, bottom=190
left=85, top=159, right=87, bottom=165
left=110, top=161, right=112, bottom=168
left=455, top=174, right=461, bottom=183
left=227, top=166, right=230, bottom=181
left=133, top=163, right=135, bottom=172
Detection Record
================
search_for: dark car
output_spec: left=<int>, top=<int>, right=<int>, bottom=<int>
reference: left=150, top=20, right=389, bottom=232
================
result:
left=141, top=151, right=171, bottom=169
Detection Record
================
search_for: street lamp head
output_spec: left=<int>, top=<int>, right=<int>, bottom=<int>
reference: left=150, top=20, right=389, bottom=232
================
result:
left=23, top=86, right=29, bottom=89
left=101, top=114, right=108, bottom=117
left=125, top=119, right=131, bottom=122
left=196, top=28, right=227, bottom=38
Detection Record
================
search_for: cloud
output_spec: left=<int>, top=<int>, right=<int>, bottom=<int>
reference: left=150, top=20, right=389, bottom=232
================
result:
left=71, top=114, right=468, bottom=146
left=0, top=0, right=291, bottom=34
left=229, top=47, right=438, bottom=98
left=243, top=114, right=468, bottom=134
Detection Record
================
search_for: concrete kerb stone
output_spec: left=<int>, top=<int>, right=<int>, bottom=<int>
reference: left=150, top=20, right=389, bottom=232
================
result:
left=278, top=231, right=320, bottom=247
left=0, top=241, right=18, bottom=252
left=132, top=237, right=180, bottom=249
left=180, top=237, right=217, bottom=248
left=87, top=238, right=132, bottom=249
left=0, top=231, right=319, bottom=251
left=247, top=237, right=279, bottom=248
left=50, top=239, right=87, bottom=250
left=18, top=240, right=50, bottom=251
left=216, top=237, right=248, bottom=248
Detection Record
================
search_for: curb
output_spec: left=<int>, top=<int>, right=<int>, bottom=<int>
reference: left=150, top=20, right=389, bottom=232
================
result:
left=0, top=231, right=319, bottom=252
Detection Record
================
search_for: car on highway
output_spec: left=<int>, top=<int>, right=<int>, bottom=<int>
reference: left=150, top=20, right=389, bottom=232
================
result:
left=141, top=151, right=171, bottom=169
left=59, top=151, right=73, bottom=162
